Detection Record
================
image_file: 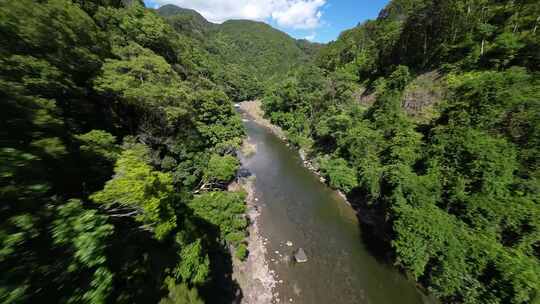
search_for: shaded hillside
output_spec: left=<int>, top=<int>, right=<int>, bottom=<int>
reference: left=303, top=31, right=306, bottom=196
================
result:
left=157, top=5, right=320, bottom=83
left=157, top=4, right=214, bottom=40
left=296, top=39, right=324, bottom=58
left=210, top=20, right=308, bottom=79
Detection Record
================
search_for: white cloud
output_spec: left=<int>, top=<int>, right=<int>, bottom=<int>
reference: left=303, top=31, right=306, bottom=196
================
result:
left=272, top=0, right=325, bottom=29
left=153, top=0, right=326, bottom=29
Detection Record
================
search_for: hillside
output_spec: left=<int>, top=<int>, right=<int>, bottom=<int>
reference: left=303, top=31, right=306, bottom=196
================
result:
left=157, top=4, right=204, bottom=18
left=1, top=1, right=247, bottom=303
left=157, top=4, right=214, bottom=39
left=210, top=20, right=308, bottom=79
left=157, top=5, right=319, bottom=83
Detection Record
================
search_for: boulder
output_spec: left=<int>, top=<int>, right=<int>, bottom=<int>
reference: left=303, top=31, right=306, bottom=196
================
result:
left=294, top=248, right=308, bottom=263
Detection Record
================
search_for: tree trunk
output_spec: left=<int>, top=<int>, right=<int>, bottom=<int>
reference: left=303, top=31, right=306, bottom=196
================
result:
left=481, top=38, right=485, bottom=55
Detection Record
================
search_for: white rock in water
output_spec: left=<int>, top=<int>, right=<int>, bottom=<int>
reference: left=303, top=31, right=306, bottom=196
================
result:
left=286, top=241, right=293, bottom=247
left=294, top=248, right=308, bottom=263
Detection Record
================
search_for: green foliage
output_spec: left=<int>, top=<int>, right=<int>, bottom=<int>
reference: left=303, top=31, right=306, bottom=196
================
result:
left=387, top=65, right=411, bottom=91
left=1, top=0, right=248, bottom=302
left=30, top=137, right=67, bottom=158
left=174, top=239, right=210, bottom=285
left=52, top=200, right=114, bottom=304
left=94, top=42, right=191, bottom=119
left=203, top=154, right=239, bottom=185
left=318, top=156, right=358, bottom=193
left=235, top=243, right=248, bottom=261
left=189, top=191, right=247, bottom=247
left=75, top=130, right=119, bottom=161
left=318, top=0, right=540, bottom=78
left=91, top=144, right=177, bottom=240
left=159, top=282, right=204, bottom=304
left=190, top=90, right=244, bottom=150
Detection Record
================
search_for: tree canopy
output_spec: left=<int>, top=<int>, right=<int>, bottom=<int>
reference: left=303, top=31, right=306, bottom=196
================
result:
left=0, top=0, right=247, bottom=303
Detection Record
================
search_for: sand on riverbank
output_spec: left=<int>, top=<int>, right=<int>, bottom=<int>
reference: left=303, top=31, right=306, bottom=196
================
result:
left=239, top=101, right=286, bottom=140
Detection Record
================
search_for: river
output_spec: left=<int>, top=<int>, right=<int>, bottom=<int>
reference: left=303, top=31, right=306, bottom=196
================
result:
left=238, top=110, right=434, bottom=304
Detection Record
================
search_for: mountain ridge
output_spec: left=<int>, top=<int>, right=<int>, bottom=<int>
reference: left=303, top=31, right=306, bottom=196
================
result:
left=157, top=4, right=321, bottom=84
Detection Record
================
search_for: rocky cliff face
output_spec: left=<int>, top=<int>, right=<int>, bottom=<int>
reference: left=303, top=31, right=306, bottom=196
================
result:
left=402, top=70, right=445, bottom=121
left=354, top=70, right=445, bottom=122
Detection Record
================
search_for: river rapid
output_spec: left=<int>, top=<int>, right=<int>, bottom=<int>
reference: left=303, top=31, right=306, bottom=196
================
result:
left=237, top=105, right=434, bottom=304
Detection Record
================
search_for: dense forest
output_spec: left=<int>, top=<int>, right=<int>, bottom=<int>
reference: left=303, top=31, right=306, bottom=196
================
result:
left=156, top=4, right=321, bottom=102
left=0, top=0, right=313, bottom=303
left=262, top=0, right=540, bottom=303
left=1, top=0, right=539, bottom=303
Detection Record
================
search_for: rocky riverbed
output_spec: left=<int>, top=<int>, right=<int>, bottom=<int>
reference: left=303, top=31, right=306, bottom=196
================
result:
left=231, top=161, right=276, bottom=303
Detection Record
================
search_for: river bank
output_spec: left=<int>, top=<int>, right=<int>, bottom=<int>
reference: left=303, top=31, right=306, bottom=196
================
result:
left=234, top=111, right=430, bottom=304
left=231, top=145, right=276, bottom=304
left=238, top=101, right=286, bottom=140
left=239, top=101, right=351, bottom=205
left=238, top=101, right=395, bottom=259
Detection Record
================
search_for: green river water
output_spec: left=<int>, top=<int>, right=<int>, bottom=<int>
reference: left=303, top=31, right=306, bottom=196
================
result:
left=238, top=114, right=435, bottom=304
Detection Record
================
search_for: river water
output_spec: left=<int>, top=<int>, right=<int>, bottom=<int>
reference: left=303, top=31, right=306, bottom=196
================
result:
left=238, top=116, right=434, bottom=304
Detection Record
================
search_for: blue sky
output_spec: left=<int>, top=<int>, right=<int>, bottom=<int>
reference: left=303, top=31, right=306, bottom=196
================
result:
left=143, top=0, right=390, bottom=43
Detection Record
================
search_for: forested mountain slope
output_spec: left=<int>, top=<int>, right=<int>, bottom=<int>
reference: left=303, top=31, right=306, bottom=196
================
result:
left=157, top=4, right=215, bottom=39
left=157, top=4, right=320, bottom=99
left=208, top=20, right=310, bottom=79
left=262, top=0, right=540, bottom=303
left=1, top=1, right=249, bottom=303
